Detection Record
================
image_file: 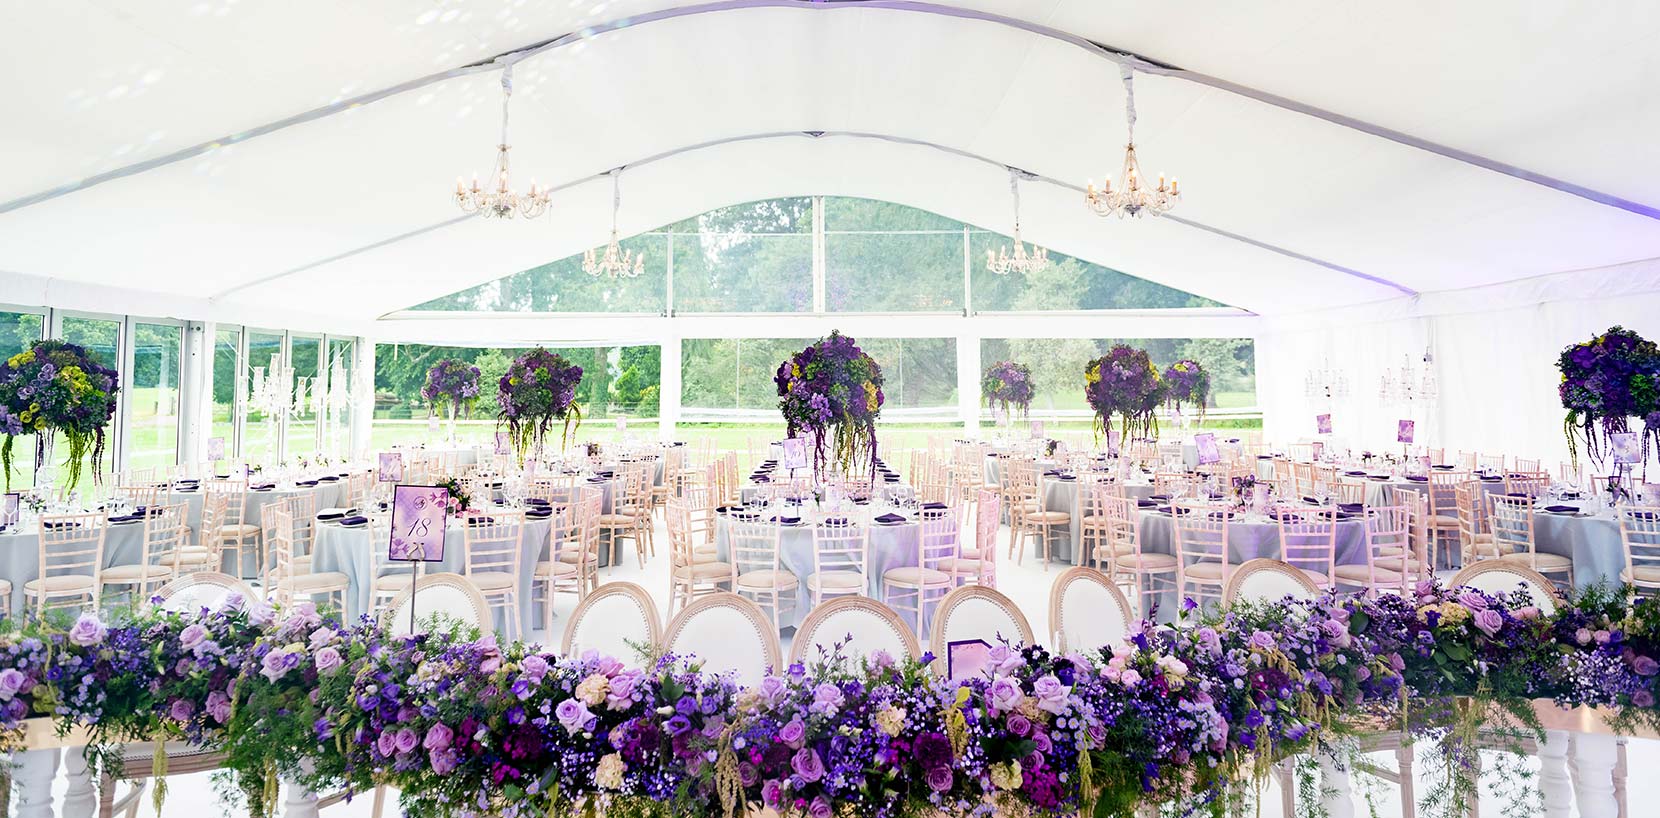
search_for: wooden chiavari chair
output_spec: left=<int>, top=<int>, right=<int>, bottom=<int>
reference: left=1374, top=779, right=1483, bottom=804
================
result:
left=1174, top=502, right=1232, bottom=610
left=807, top=517, right=868, bottom=605
left=463, top=510, right=527, bottom=640
left=100, top=503, right=187, bottom=601
left=883, top=507, right=960, bottom=637
left=1618, top=506, right=1660, bottom=597
left=1275, top=506, right=1338, bottom=592
left=1490, top=495, right=1572, bottom=590
left=26, top=513, right=107, bottom=617
left=729, top=516, right=795, bottom=633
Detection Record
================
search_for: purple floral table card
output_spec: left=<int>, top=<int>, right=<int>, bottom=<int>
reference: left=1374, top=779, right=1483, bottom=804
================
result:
left=946, top=638, right=992, bottom=681
left=1315, top=413, right=1332, bottom=435
left=1613, top=432, right=1640, bottom=465
left=1396, top=420, right=1415, bottom=444
left=1311, top=441, right=1326, bottom=462
left=206, top=436, right=226, bottom=462
left=780, top=437, right=809, bottom=472
left=388, top=485, right=448, bottom=563
left=1194, top=432, right=1221, bottom=466
left=378, top=453, right=404, bottom=483
left=1029, top=421, right=1045, bottom=440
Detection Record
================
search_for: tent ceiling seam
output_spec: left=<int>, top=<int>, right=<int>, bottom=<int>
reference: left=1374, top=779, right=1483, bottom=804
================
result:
left=209, top=130, right=1414, bottom=306
left=2, top=0, right=1654, bottom=221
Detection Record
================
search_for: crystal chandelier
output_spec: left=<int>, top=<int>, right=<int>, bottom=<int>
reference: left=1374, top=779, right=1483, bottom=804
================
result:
left=1379, top=347, right=1438, bottom=407
left=986, top=169, right=1049, bottom=275
left=1085, top=64, right=1180, bottom=218
left=1304, top=357, right=1350, bottom=402
left=454, top=64, right=549, bottom=219
left=584, top=170, right=645, bottom=278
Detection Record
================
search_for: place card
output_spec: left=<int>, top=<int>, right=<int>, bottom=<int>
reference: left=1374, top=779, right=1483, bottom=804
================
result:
left=388, top=485, right=448, bottom=562
left=1194, top=432, right=1221, bottom=466
left=206, top=436, right=226, bottom=461
left=1396, top=419, right=1415, bottom=444
left=1315, top=413, right=1332, bottom=435
left=377, top=452, right=404, bottom=483
left=1311, top=441, right=1325, bottom=461
left=780, top=436, right=809, bottom=471
left=1030, top=421, right=1046, bottom=439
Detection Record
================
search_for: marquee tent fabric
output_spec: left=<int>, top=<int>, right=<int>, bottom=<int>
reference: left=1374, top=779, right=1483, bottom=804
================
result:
left=4, top=0, right=1660, bottom=462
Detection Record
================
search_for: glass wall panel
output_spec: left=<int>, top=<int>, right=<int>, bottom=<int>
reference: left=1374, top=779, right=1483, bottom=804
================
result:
left=824, top=198, right=963, bottom=312
left=665, top=198, right=814, bottom=313
left=0, top=310, right=45, bottom=360
left=969, top=232, right=1222, bottom=311
left=129, top=323, right=182, bottom=471
left=409, top=234, right=668, bottom=312
left=212, top=328, right=239, bottom=458
left=288, top=335, right=321, bottom=457
left=60, top=316, right=120, bottom=368
left=681, top=337, right=957, bottom=410
left=243, top=331, right=284, bottom=463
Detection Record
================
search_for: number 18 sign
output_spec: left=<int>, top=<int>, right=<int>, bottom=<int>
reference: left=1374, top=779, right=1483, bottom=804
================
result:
left=388, top=485, right=448, bottom=562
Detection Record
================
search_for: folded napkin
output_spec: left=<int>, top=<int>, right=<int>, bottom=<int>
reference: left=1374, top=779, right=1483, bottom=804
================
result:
left=1345, top=470, right=1367, bottom=477
left=715, top=506, right=734, bottom=514
left=176, top=479, right=200, bottom=485
left=1338, top=503, right=1364, bottom=513
left=1057, top=474, right=1077, bottom=481
left=874, top=513, right=906, bottom=524
left=296, top=480, right=319, bottom=487
left=466, top=516, right=496, bottom=526
left=1432, top=464, right=1456, bottom=470
left=752, top=476, right=772, bottom=483
left=883, top=476, right=900, bottom=483
left=1257, top=455, right=1274, bottom=460
left=1300, top=496, right=1323, bottom=505
left=586, top=477, right=610, bottom=483
left=1136, top=499, right=1158, bottom=508
left=317, top=476, right=340, bottom=482
left=41, top=520, right=79, bottom=530
left=770, top=516, right=801, bottom=525
left=525, top=498, right=551, bottom=506
left=316, top=511, right=346, bottom=521
left=337, top=515, right=368, bottom=526
left=1368, top=475, right=1390, bottom=481
left=1403, top=475, right=1429, bottom=483
left=526, top=508, right=553, bottom=518
left=921, top=502, right=947, bottom=510
left=1336, top=512, right=1362, bottom=521
left=107, top=513, right=143, bottom=523
left=1543, top=505, right=1579, bottom=513
left=1042, top=470, right=1060, bottom=477
left=820, top=517, right=851, bottom=526
left=732, top=512, right=762, bottom=521
left=250, top=484, right=276, bottom=491
left=1148, top=494, right=1170, bottom=501
left=1480, top=475, right=1503, bottom=482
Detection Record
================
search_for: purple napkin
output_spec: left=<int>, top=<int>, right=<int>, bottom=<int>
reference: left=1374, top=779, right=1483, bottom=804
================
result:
left=1345, top=470, right=1367, bottom=477
left=1403, top=475, right=1429, bottom=483
left=1338, top=503, right=1364, bottom=513
left=1543, top=505, right=1578, bottom=513
left=752, top=476, right=772, bottom=483
left=921, top=502, right=947, bottom=510
left=526, top=507, right=552, bottom=518
left=771, top=516, right=801, bottom=525
left=874, top=513, right=906, bottom=524
left=316, top=511, right=346, bottom=521
left=525, top=498, right=551, bottom=506
left=1480, top=475, right=1503, bottom=482
left=338, top=515, right=368, bottom=526
left=586, top=477, right=609, bottom=483
left=107, top=513, right=143, bottom=523
left=1136, top=499, right=1158, bottom=508
left=1148, top=494, right=1170, bottom=502
left=250, top=484, right=276, bottom=491
left=466, top=516, right=496, bottom=526
left=296, top=480, right=319, bottom=487
left=317, top=476, right=340, bottom=482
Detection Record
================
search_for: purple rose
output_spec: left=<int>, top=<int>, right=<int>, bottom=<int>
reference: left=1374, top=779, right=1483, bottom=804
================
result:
left=988, top=677, right=1023, bottom=712
left=791, top=748, right=825, bottom=783
left=520, top=655, right=549, bottom=685
left=925, top=766, right=953, bottom=792
left=808, top=797, right=833, bottom=818
left=207, top=690, right=232, bottom=724
left=778, top=718, right=806, bottom=748
left=179, top=623, right=208, bottom=651
left=1031, top=730, right=1052, bottom=754
left=430, top=747, right=460, bottom=776
left=1249, top=631, right=1276, bottom=651
left=758, top=676, right=788, bottom=704
left=1634, top=656, right=1660, bottom=676
left=912, top=732, right=952, bottom=770
left=1473, top=609, right=1504, bottom=637
left=376, top=730, right=397, bottom=757
left=556, top=699, right=594, bottom=735
left=424, top=723, right=454, bottom=751
left=67, top=613, right=106, bottom=647
left=315, top=647, right=342, bottom=673
left=1457, top=592, right=1489, bottom=611
left=168, top=699, right=195, bottom=723
left=394, top=728, right=420, bottom=755
left=0, top=669, right=31, bottom=701
left=259, top=648, right=301, bottom=683
left=761, top=780, right=783, bottom=807
left=1006, top=713, right=1032, bottom=737
left=1031, top=674, right=1070, bottom=715
left=809, top=683, right=844, bottom=715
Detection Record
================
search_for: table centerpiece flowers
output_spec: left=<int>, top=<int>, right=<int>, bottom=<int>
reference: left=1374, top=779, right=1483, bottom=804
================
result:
left=982, top=361, right=1034, bottom=430
left=432, top=476, right=471, bottom=513
left=774, top=331, right=885, bottom=474
left=422, top=358, right=482, bottom=439
left=1084, top=345, right=1165, bottom=444
left=0, top=339, right=120, bottom=494
left=1558, top=325, right=1660, bottom=470
left=497, top=348, right=584, bottom=462
left=1162, top=359, right=1210, bottom=425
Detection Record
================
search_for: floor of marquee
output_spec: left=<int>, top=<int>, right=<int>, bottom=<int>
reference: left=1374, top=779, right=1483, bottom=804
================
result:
left=18, top=514, right=1658, bottom=818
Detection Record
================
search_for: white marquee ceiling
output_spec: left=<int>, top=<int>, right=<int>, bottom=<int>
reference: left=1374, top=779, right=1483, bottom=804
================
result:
left=2, top=0, right=1657, bottom=325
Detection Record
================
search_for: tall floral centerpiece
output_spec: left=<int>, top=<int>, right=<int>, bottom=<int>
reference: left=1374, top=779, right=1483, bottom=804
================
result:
left=1558, top=325, right=1660, bottom=469
left=497, top=348, right=583, bottom=461
left=774, top=331, right=884, bottom=474
left=0, top=340, right=120, bottom=494
left=1162, top=359, right=1210, bottom=426
left=982, top=360, right=1034, bottom=432
left=422, top=359, right=481, bottom=439
left=1085, top=344, right=1165, bottom=443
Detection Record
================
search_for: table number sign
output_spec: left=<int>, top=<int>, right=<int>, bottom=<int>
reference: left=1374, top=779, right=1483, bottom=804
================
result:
left=1194, top=432, right=1221, bottom=465
left=494, top=431, right=510, bottom=456
left=1315, top=414, right=1333, bottom=435
left=2, top=493, right=18, bottom=526
left=1311, top=441, right=1326, bottom=462
left=388, top=485, right=448, bottom=563
left=1396, top=420, right=1415, bottom=444
left=206, top=436, right=226, bottom=461
left=1106, top=429, right=1121, bottom=457
left=780, top=437, right=809, bottom=471
left=1612, top=432, right=1640, bottom=465
left=377, top=453, right=404, bottom=483
left=946, top=638, right=993, bottom=682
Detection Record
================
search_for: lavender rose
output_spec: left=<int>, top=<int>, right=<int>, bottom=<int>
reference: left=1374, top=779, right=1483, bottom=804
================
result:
left=68, top=613, right=106, bottom=647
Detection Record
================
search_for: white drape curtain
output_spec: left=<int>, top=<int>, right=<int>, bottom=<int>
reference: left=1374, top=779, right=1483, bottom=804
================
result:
left=1260, top=260, right=1660, bottom=471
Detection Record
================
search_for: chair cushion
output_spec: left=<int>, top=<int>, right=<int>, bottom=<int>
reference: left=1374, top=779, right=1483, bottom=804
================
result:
left=1498, top=552, right=1572, bottom=571
left=468, top=572, right=517, bottom=591
left=806, top=571, right=865, bottom=591
left=219, top=524, right=260, bottom=537
left=881, top=566, right=952, bottom=587
left=1428, top=515, right=1459, bottom=527
left=1373, top=556, right=1425, bottom=573
left=534, top=561, right=579, bottom=579
left=24, top=575, right=96, bottom=594
left=1296, top=569, right=1331, bottom=587
left=1117, top=553, right=1178, bottom=570
left=1182, top=561, right=1231, bottom=581
left=290, top=572, right=349, bottom=593
left=674, top=562, right=734, bottom=581
left=1021, top=511, right=1070, bottom=525
left=735, top=569, right=797, bottom=590
left=1334, top=564, right=1407, bottom=585
left=935, top=557, right=984, bottom=575
left=596, top=514, right=639, bottom=527
left=100, top=564, right=177, bottom=583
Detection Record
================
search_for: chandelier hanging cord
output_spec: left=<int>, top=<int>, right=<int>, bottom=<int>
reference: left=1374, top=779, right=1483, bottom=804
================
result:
left=498, top=63, right=514, bottom=150
left=1008, top=168, right=1022, bottom=230
left=1120, top=62, right=1136, bottom=145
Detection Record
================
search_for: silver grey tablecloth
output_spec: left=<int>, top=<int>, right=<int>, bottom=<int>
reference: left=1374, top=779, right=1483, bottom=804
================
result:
left=713, top=512, right=936, bottom=629
left=310, top=511, right=554, bottom=632
left=1533, top=509, right=1623, bottom=591
left=0, top=520, right=149, bottom=616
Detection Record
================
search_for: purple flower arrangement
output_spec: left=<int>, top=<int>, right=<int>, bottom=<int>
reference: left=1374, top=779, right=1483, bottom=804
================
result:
left=0, top=339, right=119, bottom=493
left=774, top=331, right=884, bottom=474
left=8, top=582, right=1660, bottom=817
left=1084, top=345, right=1166, bottom=442
left=421, top=358, right=482, bottom=419
left=1161, top=359, right=1210, bottom=421
left=497, top=347, right=584, bottom=460
left=982, top=361, right=1035, bottom=418
left=1557, top=326, right=1660, bottom=469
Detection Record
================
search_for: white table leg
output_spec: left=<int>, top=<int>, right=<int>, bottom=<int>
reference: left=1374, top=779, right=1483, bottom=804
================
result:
left=1538, top=729, right=1572, bottom=818
left=1615, top=738, right=1628, bottom=818
left=14, top=749, right=60, bottom=818
left=60, top=747, right=94, bottom=818
left=1318, top=750, right=1354, bottom=818
left=1572, top=732, right=1620, bottom=818
left=281, top=774, right=319, bottom=818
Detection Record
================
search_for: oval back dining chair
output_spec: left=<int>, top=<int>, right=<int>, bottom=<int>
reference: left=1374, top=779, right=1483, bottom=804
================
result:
left=789, top=596, right=921, bottom=666
left=385, top=572, right=494, bottom=637
left=154, top=572, right=257, bottom=614
left=561, top=581, right=663, bottom=663
left=927, top=585, right=1034, bottom=675
left=663, top=592, right=782, bottom=688
left=1221, top=558, right=1321, bottom=607
left=1448, top=561, right=1563, bottom=616
left=1047, top=567, right=1134, bottom=654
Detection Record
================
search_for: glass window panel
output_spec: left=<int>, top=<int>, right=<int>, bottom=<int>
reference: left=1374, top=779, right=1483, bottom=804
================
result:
left=979, top=338, right=1258, bottom=417
left=0, top=310, right=45, bottom=361
left=244, top=331, right=284, bottom=463
left=288, top=336, right=321, bottom=457
left=825, top=231, right=963, bottom=312
left=858, top=338, right=958, bottom=408
left=673, top=233, right=812, bottom=313
left=408, top=234, right=667, bottom=312
left=823, top=196, right=961, bottom=232
left=969, top=232, right=1224, bottom=311
left=681, top=338, right=956, bottom=411
left=60, top=316, right=120, bottom=368
left=669, top=198, right=812, bottom=234
left=129, top=323, right=182, bottom=471
left=212, top=328, right=239, bottom=458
